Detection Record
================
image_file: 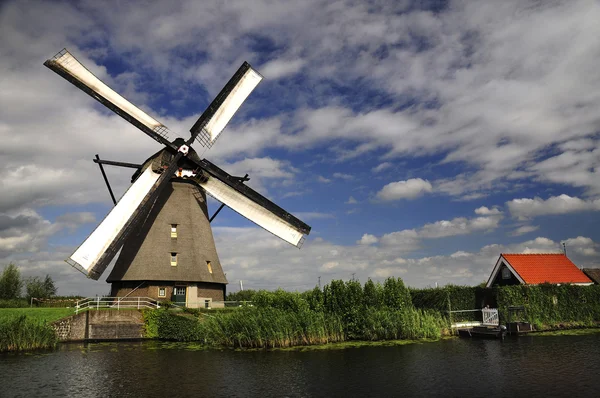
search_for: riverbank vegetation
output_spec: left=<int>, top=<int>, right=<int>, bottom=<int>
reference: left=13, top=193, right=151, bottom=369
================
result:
left=144, top=278, right=448, bottom=348
left=145, top=280, right=600, bottom=348
left=410, top=284, right=600, bottom=330
left=0, top=315, right=58, bottom=352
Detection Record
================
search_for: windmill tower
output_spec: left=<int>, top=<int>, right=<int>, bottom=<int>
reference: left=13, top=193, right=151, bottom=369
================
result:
left=44, top=49, right=311, bottom=307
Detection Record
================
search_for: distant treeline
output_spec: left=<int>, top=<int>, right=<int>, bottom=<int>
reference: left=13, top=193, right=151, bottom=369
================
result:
left=0, top=263, right=69, bottom=308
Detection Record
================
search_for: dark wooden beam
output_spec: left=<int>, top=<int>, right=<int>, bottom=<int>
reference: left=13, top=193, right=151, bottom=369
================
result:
left=93, top=159, right=142, bottom=169
left=95, top=154, right=117, bottom=205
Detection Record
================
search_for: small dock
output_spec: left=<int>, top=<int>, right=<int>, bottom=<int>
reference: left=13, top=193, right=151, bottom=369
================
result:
left=458, top=326, right=506, bottom=339
left=452, top=308, right=506, bottom=339
left=451, top=307, right=533, bottom=339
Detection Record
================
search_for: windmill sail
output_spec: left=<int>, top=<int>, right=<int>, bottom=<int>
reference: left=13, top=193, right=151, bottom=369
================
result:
left=198, top=176, right=306, bottom=247
left=44, top=49, right=177, bottom=148
left=67, top=167, right=161, bottom=279
left=189, top=62, right=262, bottom=148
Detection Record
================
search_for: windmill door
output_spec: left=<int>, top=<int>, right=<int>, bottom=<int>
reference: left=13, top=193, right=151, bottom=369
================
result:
left=173, top=286, right=187, bottom=306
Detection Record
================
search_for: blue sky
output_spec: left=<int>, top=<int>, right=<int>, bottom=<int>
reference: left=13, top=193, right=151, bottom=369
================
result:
left=0, top=0, right=599, bottom=295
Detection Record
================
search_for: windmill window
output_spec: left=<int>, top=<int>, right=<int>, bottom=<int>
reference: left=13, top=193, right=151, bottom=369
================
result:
left=207, top=261, right=213, bottom=274
left=158, top=287, right=166, bottom=297
left=171, top=224, right=178, bottom=238
left=170, top=253, right=178, bottom=266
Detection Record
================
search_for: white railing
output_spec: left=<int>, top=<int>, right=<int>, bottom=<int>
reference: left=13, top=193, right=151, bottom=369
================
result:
left=449, top=308, right=500, bottom=328
left=75, top=297, right=160, bottom=314
left=482, top=308, right=499, bottom=326
left=171, top=300, right=253, bottom=309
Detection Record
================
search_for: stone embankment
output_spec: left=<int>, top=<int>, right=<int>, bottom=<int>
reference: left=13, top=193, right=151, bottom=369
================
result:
left=53, top=310, right=146, bottom=341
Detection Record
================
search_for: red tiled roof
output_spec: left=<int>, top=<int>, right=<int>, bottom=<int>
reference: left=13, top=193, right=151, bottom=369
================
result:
left=502, top=253, right=592, bottom=284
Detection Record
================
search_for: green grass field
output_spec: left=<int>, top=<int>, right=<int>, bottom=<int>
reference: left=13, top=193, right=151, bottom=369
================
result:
left=0, top=308, right=73, bottom=323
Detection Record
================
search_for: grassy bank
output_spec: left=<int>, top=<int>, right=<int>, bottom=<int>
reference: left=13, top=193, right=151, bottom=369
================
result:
left=0, top=308, right=73, bottom=323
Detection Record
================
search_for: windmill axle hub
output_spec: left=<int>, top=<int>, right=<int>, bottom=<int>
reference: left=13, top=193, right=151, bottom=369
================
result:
left=178, top=145, right=190, bottom=155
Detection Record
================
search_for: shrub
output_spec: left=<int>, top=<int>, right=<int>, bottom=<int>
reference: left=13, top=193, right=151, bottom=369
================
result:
left=142, top=309, right=204, bottom=341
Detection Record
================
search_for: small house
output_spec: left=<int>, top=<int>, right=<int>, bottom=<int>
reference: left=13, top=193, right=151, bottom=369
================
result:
left=486, top=253, right=593, bottom=287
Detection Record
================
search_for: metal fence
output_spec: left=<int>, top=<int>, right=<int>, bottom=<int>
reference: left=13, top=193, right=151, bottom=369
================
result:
left=449, top=308, right=499, bottom=328
left=75, top=297, right=160, bottom=314
left=169, top=300, right=253, bottom=309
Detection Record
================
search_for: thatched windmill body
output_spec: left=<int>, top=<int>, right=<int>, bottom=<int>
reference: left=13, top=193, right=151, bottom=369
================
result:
left=44, top=49, right=311, bottom=307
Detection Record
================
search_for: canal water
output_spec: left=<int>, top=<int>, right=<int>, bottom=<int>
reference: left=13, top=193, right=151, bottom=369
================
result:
left=1, top=333, right=600, bottom=397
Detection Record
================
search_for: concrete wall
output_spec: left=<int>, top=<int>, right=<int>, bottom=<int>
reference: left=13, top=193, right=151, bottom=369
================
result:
left=52, top=310, right=146, bottom=341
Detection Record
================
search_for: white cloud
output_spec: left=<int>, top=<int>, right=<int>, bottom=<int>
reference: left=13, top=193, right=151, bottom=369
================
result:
left=0, top=209, right=96, bottom=257
left=373, top=267, right=407, bottom=278
left=357, top=233, right=378, bottom=245
left=371, top=162, right=392, bottom=173
left=333, top=172, right=353, bottom=180
left=507, top=194, right=600, bottom=219
left=564, top=236, right=599, bottom=256
left=260, top=58, right=305, bottom=80
left=219, top=157, right=297, bottom=193
left=510, top=225, right=539, bottom=236
left=474, top=206, right=502, bottom=216
left=376, top=178, right=433, bottom=201
left=345, top=196, right=357, bottom=204
left=212, top=226, right=600, bottom=290
left=418, top=215, right=501, bottom=239
left=293, top=212, right=334, bottom=220
left=379, top=206, right=503, bottom=242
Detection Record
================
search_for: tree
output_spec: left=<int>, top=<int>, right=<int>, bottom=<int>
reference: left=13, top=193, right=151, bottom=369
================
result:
left=383, top=277, right=413, bottom=310
left=0, top=263, right=23, bottom=300
left=25, top=274, right=57, bottom=301
left=43, top=275, right=57, bottom=297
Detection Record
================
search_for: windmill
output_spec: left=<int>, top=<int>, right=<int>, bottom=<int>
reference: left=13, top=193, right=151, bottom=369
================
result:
left=44, top=49, right=311, bottom=307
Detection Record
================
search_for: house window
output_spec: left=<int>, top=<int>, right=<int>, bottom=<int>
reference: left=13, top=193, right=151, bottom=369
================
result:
left=158, top=287, right=166, bottom=297
left=502, top=267, right=511, bottom=279
left=207, top=261, right=213, bottom=274
left=205, top=299, right=211, bottom=309
left=175, top=287, right=186, bottom=296
left=170, top=252, right=178, bottom=266
left=171, top=224, right=177, bottom=238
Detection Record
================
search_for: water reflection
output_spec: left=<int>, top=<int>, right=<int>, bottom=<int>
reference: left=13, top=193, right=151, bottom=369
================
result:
left=1, top=334, right=600, bottom=397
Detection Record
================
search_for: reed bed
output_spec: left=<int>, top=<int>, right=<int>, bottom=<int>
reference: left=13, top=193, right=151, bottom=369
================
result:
left=199, top=307, right=345, bottom=348
left=0, top=315, right=58, bottom=352
left=144, top=277, right=448, bottom=348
